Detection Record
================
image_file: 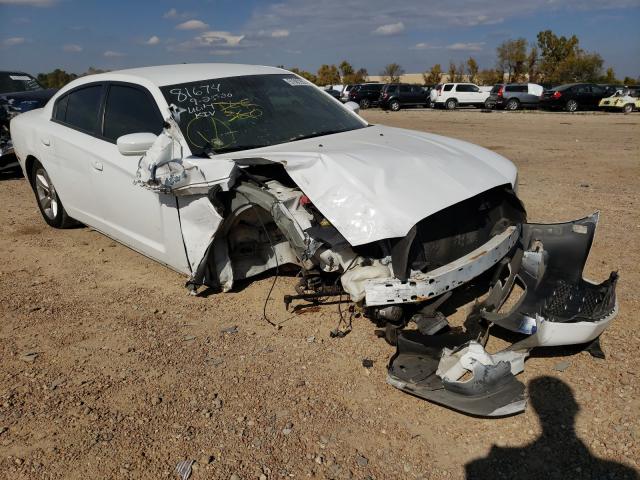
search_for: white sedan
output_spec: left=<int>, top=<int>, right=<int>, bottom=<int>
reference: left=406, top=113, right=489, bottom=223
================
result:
left=11, top=64, right=618, bottom=416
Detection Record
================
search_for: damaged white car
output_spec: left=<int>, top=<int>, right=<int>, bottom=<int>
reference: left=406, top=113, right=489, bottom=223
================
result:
left=11, top=64, right=618, bottom=416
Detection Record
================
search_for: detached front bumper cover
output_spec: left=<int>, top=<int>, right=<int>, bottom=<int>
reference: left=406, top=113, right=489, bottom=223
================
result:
left=387, top=213, right=618, bottom=417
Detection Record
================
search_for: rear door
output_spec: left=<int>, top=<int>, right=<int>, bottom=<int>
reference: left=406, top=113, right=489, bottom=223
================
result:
left=90, top=82, right=190, bottom=272
left=398, top=84, right=411, bottom=104
left=454, top=84, right=473, bottom=104
left=48, top=83, right=107, bottom=224
left=409, top=85, right=424, bottom=104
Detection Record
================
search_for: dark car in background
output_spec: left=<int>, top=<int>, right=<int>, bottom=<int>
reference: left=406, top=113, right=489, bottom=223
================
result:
left=348, top=83, right=383, bottom=109
left=379, top=83, right=428, bottom=111
left=486, top=83, right=544, bottom=110
left=1, top=71, right=57, bottom=168
left=539, top=83, right=615, bottom=112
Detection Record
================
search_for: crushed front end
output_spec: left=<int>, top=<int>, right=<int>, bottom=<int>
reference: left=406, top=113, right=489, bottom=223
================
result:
left=385, top=212, right=617, bottom=416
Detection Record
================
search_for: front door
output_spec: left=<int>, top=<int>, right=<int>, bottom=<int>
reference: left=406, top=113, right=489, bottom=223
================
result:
left=90, top=83, right=190, bottom=273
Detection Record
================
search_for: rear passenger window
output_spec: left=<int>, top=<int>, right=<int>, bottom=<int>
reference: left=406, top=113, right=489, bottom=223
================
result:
left=102, top=85, right=162, bottom=142
left=456, top=85, right=472, bottom=92
left=61, top=85, right=102, bottom=133
left=400, top=85, right=410, bottom=93
left=53, top=94, right=69, bottom=121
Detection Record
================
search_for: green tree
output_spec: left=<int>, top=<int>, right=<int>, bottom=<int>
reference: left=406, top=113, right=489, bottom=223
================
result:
left=316, top=64, right=341, bottom=86
left=527, top=46, right=538, bottom=82
left=381, top=63, right=404, bottom=83
left=623, top=76, right=638, bottom=85
left=37, top=69, right=78, bottom=88
left=466, top=57, right=479, bottom=84
left=447, top=61, right=457, bottom=82
left=601, top=67, right=619, bottom=84
left=422, top=64, right=442, bottom=85
left=536, top=30, right=603, bottom=83
left=477, top=69, right=502, bottom=86
left=496, top=38, right=528, bottom=82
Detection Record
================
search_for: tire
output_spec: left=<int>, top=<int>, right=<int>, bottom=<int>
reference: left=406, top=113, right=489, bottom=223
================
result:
left=565, top=99, right=578, bottom=112
left=359, top=98, right=370, bottom=109
left=389, top=100, right=401, bottom=111
left=484, top=99, right=493, bottom=109
left=30, top=160, right=75, bottom=228
left=505, top=98, right=520, bottom=111
left=429, top=101, right=435, bottom=108
left=623, top=103, right=634, bottom=114
left=445, top=99, right=457, bottom=110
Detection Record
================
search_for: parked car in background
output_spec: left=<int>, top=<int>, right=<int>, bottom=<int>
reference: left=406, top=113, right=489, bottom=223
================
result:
left=598, top=86, right=639, bottom=113
left=1, top=71, right=57, bottom=169
left=323, top=87, right=342, bottom=100
left=540, top=83, right=613, bottom=112
left=340, top=84, right=355, bottom=102
left=348, top=83, right=383, bottom=109
left=379, top=83, right=428, bottom=111
left=432, top=83, right=490, bottom=110
left=429, top=83, right=443, bottom=108
left=485, top=83, right=544, bottom=110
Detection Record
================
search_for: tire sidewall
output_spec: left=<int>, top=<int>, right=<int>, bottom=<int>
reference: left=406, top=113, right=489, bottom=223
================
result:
left=506, top=99, right=519, bottom=110
left=31, top=160, right=65, bottom=228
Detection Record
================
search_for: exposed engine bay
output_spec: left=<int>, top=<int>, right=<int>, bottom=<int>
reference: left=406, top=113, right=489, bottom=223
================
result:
left=134, top=123, right=619, bottom=417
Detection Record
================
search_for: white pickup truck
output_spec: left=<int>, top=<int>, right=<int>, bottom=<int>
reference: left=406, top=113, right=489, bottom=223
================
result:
left=431, top=83, right=491, bottom=109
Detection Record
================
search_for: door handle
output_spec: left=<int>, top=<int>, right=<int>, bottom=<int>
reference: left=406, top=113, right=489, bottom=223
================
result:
left=41, top=138, right=50, bottom=146
left=93, top=161, right=103, bottom=171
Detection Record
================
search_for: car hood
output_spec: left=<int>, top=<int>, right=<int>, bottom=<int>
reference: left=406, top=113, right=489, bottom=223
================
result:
left=218, top=125, right=517, bottom=246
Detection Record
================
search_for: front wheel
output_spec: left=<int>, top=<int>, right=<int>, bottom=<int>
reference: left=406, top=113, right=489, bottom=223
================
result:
left=565, top=99, right=578, bottom=112
left=445, top=99, right=457, bottom=110
left=623, top=103, right=634, bottom=113
left=389, top=100, right=401, bottom=111
left=31, top=160, right=75, bottom=228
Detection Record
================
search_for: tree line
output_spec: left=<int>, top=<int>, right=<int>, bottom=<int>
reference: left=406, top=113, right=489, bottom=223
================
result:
left=289, top=30, right=637, bottom=86
left=34, top=30, right=637, bottom=89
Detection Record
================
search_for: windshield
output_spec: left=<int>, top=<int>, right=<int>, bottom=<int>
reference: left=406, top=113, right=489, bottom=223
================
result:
left=0, top=72, right=43, bottom=94
left=161, top=74, right=366, bottom=155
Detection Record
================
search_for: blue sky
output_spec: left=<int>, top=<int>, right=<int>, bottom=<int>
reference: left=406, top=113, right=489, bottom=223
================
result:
left=1, top=0, right=639, bottom=78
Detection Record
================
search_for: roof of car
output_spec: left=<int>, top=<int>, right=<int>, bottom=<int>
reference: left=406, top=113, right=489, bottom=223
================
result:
left=70, top=63, right=288, bottom=88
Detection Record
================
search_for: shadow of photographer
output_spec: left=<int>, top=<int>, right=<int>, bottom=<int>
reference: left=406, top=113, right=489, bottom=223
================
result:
left=465, top=376, right=638, bottom=479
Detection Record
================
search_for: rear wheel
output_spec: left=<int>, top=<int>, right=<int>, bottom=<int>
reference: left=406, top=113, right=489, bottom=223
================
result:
left=445, top=99, right=457, bottom=110
left=505, top=98, right=520, bottom=111
left=389, top=100, right=401, bottom=111
left=565, top=99, right=578, bottom=112
left=31, top=160, right=75, bottom=228
left=623, top=103, right=634, bottom=113
left=484, top=99, right=493, bottom=109
left=359, top=98, right=370, bottom=109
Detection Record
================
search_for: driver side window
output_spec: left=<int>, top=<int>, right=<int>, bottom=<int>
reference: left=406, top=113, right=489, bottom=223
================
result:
left=102, top=84, right=163, bottom=143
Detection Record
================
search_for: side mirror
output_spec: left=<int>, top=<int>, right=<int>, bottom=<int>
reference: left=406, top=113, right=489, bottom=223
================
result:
left=344, top=101, right=360, bottom=115
left=117, top=132, right=158, bottom=156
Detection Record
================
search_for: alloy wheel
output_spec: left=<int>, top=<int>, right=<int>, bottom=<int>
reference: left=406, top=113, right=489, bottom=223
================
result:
left=34, top=168, right=58, bottom=220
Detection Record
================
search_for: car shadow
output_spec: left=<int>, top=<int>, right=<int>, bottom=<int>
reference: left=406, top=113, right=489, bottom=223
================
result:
left=464, top=376, right=638, bottom=479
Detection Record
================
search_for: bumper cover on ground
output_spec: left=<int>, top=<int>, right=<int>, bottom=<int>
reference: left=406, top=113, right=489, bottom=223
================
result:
left=387, top=213, right=618, bottom=417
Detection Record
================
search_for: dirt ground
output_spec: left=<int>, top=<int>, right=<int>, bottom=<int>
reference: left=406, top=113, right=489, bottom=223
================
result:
left=1, top=109, right=638, bottom=480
